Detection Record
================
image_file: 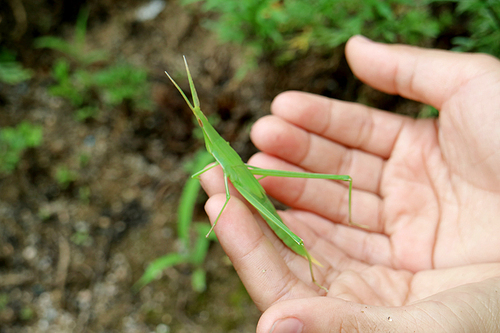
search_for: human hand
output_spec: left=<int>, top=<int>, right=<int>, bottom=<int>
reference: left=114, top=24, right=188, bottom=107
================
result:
left=200, top=35, right=500, bottom=332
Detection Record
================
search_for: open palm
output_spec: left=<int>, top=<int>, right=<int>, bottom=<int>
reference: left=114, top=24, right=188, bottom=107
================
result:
left=200, top=36, right=500, bottom=332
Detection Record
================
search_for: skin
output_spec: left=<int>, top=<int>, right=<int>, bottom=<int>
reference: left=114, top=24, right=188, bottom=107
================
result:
left=200, top=35, right=500, bottom=332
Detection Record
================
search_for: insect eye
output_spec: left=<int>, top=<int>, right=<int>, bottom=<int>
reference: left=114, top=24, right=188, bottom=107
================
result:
left=198, top=119, right=203, bottom=127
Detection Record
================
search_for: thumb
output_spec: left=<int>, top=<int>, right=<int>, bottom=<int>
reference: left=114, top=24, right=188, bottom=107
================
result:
left=257, top=277, right=500, bottom=333
left=257, top=297, right=424, bottom=333
left=345, top=35, right=498, bottom=109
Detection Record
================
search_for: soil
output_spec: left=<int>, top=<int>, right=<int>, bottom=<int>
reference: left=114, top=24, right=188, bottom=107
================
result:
left=0, top=1, right=425, bottom=332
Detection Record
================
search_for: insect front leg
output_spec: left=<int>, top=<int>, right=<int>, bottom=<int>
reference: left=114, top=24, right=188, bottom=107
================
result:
left=206, top=173, right=230, bottom=238
left=192, top=161, right=220, bottom=179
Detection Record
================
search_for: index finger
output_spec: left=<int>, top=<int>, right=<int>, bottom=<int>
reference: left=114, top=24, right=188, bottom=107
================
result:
left=269, top=91, right=407, bottom=159
left=204, top=194, right=319, bottom=310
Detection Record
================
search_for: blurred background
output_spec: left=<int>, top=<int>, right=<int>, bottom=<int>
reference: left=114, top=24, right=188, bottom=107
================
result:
left=0, top=0, right=498, bottom=332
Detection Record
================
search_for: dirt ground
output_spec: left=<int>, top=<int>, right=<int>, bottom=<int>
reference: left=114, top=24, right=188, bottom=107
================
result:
left=0, top=1, right=425, bottom=332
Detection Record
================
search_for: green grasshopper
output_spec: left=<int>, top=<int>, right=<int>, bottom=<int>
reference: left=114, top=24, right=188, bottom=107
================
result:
left=166, top=57, right=354, bottom=292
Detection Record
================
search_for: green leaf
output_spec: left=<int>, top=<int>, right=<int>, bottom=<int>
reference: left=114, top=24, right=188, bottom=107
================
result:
left=0, top=122, right=43, bottom=174
left=191, top=267, right=207, bottom=292
left=418, top=105, right=439, bottom=118
left=55, top=166, right=78, bottom=189
left=75, top=106, right=99, bottom=121
left=133, top=253, right=188, bottom=291
left=190, top=224, right=212, bottom=266
left=75, top=7, right=89, bottom=50
left=34, top=8, right=108, bottom=65
left=178, top=150, right=214, bottom=247
left=34, top=36, right=75, bottom=56
left=0, top=48, right=33, bottom=84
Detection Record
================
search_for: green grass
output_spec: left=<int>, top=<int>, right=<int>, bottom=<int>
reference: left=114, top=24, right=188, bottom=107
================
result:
left=55, top=165, right=78, bottom=189
left=183, top=0, right=441, bottom=77
left=0, top=122, right=43, bottom=174
left=183, top=0, right=500, bottom=78
left=35, top=9, right=152, bottom=121
left=134, top=150, right=216, bottom=292
left=34, top=8, right=107, bottom=66
left=0, top=48, right=33, bottom=84
left=443, top=0, right=500, bottom=58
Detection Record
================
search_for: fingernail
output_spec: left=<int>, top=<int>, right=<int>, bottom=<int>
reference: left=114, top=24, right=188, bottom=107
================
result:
left=269, top=318, right=303, bottom=333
